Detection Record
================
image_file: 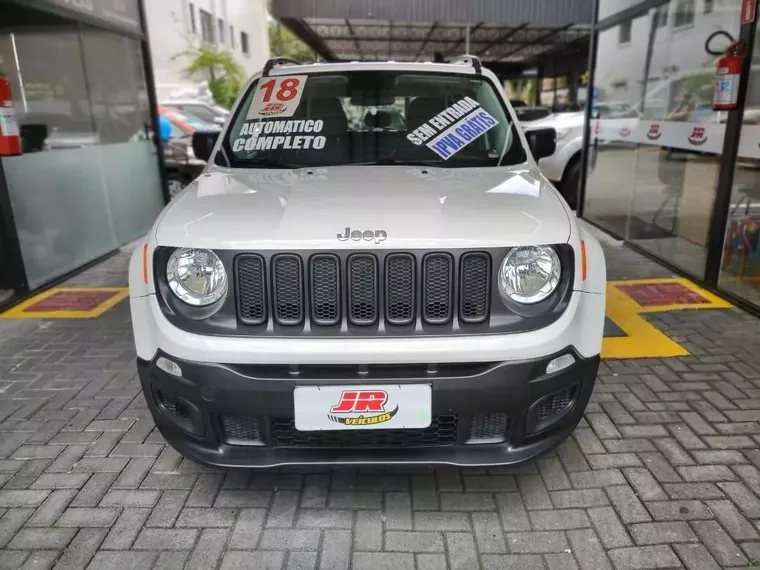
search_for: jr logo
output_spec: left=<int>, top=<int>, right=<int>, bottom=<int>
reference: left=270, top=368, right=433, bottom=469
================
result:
left=330, top=390, right=388, bottom=413
left=688, top=126, right=707, bottom=146
left=337, top=227, right=388, bottom=244
left=327, top=390, right=399, bottom=426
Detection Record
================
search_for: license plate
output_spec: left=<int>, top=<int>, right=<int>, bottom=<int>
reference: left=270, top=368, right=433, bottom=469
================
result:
left=293, top=384, right=432, bottom=431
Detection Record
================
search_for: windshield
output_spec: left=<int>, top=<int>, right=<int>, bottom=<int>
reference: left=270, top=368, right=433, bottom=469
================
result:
left=224, top=71, right=526, bottom=169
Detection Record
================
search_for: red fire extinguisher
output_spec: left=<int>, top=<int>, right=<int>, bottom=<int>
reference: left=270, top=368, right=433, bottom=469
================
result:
left=0, top=70, right=21, bottom=156
left=713, top=40, right=746, bottom=111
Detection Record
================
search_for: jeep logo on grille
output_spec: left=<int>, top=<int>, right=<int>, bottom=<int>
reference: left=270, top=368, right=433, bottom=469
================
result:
left=337, top=227, right=387, bottom=244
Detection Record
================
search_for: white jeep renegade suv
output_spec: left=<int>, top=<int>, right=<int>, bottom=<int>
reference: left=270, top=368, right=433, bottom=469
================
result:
left=129, top=57, right=606, bottom=467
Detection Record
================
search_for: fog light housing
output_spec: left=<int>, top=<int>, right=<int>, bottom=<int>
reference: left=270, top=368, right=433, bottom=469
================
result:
left=546, top=354, right=575, bottom=375
left=157, top=357, right=182, bottom=377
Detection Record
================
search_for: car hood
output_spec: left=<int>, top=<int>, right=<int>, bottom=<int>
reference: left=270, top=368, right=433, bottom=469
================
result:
left=527, top=112, right=585, bottom=130
left=155, top=165, right=571, bottom=249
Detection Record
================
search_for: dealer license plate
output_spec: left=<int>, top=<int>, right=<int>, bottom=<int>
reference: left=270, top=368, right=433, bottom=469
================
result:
left=293, top=385, right=432, bottom=431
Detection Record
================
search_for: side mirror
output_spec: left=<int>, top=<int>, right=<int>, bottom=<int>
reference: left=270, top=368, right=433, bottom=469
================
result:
left=213, top=116, right=226, bottom=126
left=525, top=127, right=556, bottom=161
left=192, top=130, right=220, bottom=162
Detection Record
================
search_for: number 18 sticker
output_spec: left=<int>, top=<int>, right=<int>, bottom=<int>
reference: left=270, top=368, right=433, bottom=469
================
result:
left=246, top=75, right=307, bottom=119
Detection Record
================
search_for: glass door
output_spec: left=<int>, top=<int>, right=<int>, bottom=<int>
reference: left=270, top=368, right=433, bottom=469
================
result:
left=718, top=27, right=760, bottom=305
left=585, top=0, right=743, bottom=278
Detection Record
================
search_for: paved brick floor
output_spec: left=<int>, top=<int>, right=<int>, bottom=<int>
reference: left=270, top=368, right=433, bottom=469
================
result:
left=3, top=234, right=760, bottom=569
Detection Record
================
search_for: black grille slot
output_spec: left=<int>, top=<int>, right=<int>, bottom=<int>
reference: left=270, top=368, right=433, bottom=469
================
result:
left=385, top=254, right=415, bottom=326
left=460, top=253, right=491, bottom=324
left=310, top=254, right=340, bottom=326
left=236, top=255, right=267, bottom=325
left=156, top=390, right=191, bottom=421
left=422, top=253, right=453, bottom=324
left=348, top=254, right=378, bottom=325
left=537, top=386, right=577, bottom=423
left=468, top=413, right=508, bottom=444
left=272, top=254, right=303, bottom=325
left=220, top=415, right=262, bottom=445
left=271, top=415, right=457, bottom=448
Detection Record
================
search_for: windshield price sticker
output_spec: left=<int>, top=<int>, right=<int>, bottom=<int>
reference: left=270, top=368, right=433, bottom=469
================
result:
left=406, top=97, right=499, bottom=160
left=247, top=75, right=307, bottom=119
left=233, top=118, right=326, bottom=152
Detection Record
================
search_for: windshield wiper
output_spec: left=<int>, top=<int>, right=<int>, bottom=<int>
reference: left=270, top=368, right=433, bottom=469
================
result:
left=238, top=158, right=302, bottom=169
left=353, top=158, right=445, bottom=167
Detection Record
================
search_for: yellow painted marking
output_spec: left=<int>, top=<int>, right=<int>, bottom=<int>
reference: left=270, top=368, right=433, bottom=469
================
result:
left=0, top=287, right=129, bottom=319
left=615, top=277, right=733, bottom=312
left=602, top=278, right=732, bottom=359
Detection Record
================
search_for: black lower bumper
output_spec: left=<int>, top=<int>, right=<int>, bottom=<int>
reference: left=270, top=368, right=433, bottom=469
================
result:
left=138, top=349, right=599, bottom=467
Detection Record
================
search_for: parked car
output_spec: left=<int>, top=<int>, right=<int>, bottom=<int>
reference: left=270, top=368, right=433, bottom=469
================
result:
left=129, top=56, right=606, bottom=468
left=159, top=107, right=219, bottom=198
left=161, top=99, right=229, bottom=127
left=525, top=102, right=639, bottom=208
left=514, top=106, right=553, bottom=124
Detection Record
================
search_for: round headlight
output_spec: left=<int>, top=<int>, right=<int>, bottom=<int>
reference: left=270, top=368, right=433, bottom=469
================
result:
left=166, top=248, right=227, bottom=306
left=498, top=246, right=561, bottom=304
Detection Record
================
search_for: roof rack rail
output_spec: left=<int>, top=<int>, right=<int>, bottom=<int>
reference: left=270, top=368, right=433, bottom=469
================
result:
left=451, top=54, right=482, bottom=75
left=262, top=57, right=303, bottom=77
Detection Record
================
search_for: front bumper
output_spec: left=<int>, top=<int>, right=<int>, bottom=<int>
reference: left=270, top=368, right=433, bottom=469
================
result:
left=138, top=349, right=599, bottom=467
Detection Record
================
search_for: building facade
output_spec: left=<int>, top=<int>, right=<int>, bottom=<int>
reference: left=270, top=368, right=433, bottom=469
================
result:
left=580, top=0, right=760, bottom=310
left=0, top=0, right=166, bottom=309
left=144, top=0, right=270, bottom=101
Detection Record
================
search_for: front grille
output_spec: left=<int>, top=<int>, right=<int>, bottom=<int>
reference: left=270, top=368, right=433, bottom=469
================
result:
left=460, top=253, right=491, bottom=323
left=423, top=254, right=454, bottom=324
left=235, top=251, right=493, bottom=330
left=220, top=415, right=262, bottom=444
left=236, top=255, right=266, bottom=325
left=271, top=415, right=458, bottom=448
left=348, top=254, right=378, bottom=325
left=468, top=413, right=508, bottom=443
left=272, top=255, right=303, bottom=325
left=311, top=254, right=340, bottom=325
left=537, top=386, right=577, bottom=423
left=385, top=254, right=415, bottom=326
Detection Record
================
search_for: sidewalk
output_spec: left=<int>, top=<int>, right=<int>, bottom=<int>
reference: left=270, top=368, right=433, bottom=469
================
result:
left=1, top=236, right=760, bottom=569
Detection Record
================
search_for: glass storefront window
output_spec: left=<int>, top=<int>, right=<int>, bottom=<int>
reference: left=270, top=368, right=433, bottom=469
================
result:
left=718, top=29, right=760, bottom=305
left=0, top=24, right=164, bottom=289
left=584, top=0, right=742, bottom=278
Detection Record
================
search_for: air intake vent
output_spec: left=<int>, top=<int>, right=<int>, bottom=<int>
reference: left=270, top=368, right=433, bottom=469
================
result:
left=272, top=254, right=303, bottom=325
left=271, top=415, right=458, bottom=448
left=531, top=385, right=578, bottom=433
left=385, top=254, right=415, bottom=326
left=236, top=255, right=267, bottom=325
left=460, top=252, right=491, bottom=324
left=423, top=253, right=453, bottom=324
left=310, top=254, right=340, bottom=326
left=220, top=415, right=262, bottom=445
left=348, top=254, right=378, bottom=325
left=468, top=412, right=508, bottom=444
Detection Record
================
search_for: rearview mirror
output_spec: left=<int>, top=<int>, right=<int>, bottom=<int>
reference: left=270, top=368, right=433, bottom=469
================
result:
left=524, top=127, right=556, bottom=161
left=192, top=130, right=220, bottom=162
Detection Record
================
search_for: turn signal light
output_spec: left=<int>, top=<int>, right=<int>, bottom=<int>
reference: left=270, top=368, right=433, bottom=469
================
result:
left=157, top=357, right=182, bottom=377
left=546, top=354, right=575, bottom=375
left=580, top=240, right=587, bottom=281
left=142, top=244, right=149, bottom=284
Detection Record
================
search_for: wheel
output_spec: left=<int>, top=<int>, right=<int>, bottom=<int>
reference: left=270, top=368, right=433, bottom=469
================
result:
left=560, top=159, right=581, bottom=210
left=167, top=177, right=187, bottom=199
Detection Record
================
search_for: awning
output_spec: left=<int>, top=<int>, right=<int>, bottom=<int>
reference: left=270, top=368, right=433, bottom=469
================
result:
left=271, top=0, right=592, bottom=66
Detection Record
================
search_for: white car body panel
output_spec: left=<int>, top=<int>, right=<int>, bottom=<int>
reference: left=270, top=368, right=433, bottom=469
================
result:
left=129, top=286, right=604, bottom=364
left=155, top=166, right=571, bottom=250
left=129, top=59, right=605, bottom=367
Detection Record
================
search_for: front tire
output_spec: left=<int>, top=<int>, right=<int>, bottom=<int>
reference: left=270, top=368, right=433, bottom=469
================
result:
left=560, top=159, right=581, bottom=210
